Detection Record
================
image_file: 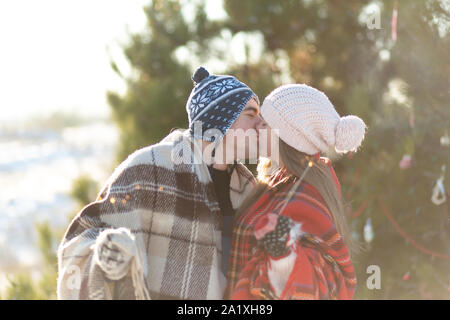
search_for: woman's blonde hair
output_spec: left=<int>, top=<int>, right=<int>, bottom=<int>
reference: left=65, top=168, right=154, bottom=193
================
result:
left=235, top=139, right=360, bottom=257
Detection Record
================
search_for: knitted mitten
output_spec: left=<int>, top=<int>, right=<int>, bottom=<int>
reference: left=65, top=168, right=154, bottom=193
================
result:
left=93, top=228, right=137, bottom=280
left=254, top=214, right=305, bottom=298
left=254, top=214, right=293, bottom=258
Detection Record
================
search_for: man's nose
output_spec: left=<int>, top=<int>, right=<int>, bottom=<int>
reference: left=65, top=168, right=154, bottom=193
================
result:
left=255, top=115, right=268, bottom=130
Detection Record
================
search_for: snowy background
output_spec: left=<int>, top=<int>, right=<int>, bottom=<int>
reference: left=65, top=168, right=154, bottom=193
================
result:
left=0, top=119, right=118, bottom=286
left=0, top=0, right=148, bottom=290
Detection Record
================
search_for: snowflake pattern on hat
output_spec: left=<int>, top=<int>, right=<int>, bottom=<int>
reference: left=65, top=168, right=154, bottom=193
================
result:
left=186, top=68, right=259, bottom=142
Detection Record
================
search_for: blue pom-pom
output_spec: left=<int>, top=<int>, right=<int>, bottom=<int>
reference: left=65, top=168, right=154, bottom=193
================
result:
left=192, top=66, right=210, bottom=84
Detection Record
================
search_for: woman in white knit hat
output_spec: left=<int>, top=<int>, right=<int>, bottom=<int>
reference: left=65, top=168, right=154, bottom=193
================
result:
left=225, top=84, right=367, bottom=300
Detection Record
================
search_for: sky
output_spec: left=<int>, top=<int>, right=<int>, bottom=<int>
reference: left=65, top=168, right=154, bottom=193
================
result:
left=0, top=1, right=448, bottom=125
left=0, top=0, right=268, bottom=124
left=0, top=0, right=150, bottom=122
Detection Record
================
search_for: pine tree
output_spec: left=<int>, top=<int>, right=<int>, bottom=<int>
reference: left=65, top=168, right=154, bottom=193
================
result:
left=350, top=0, right=450, bottom=299
left=106, top=0, right=227, bottom=161
left=107, top=0, right=449, bottom=299
left=3, top=222, right=61, bottom=299
left=223, top=0, right=450, bottom=299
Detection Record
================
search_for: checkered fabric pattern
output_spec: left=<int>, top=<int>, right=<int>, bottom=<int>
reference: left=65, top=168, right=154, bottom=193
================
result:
left=93, top=228, right=136, bottom=281
left=57, top=129, right=256, bottom=300
left=226, top=165, right=357, bottom=300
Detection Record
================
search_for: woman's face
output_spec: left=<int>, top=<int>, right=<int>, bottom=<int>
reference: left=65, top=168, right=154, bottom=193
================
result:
left=257, top=117, right=281, bottom=164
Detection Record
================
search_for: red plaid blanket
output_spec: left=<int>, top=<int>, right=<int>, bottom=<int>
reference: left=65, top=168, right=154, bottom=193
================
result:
left=226, top=164, right=357, bottom=300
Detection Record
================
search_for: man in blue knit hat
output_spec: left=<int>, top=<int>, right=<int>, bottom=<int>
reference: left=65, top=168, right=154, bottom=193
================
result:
left=57, top=66, right=267, bottom=300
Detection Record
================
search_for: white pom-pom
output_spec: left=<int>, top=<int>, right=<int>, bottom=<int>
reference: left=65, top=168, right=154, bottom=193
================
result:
left=335, top=115, right=367, bottom=153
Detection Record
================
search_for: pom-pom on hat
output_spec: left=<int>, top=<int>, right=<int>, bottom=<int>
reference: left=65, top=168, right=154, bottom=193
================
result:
left=191, top=66, right=210, bottom=84
left=186, top=66, right=259, bottom=142
left=260, top=84, right=367, bottom=155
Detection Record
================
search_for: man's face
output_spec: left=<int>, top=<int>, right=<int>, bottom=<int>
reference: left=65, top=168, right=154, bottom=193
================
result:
left=215, top=98, right=268, bottom=164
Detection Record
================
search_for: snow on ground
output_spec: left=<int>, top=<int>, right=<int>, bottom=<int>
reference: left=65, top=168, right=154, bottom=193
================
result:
left=0, top=121, right=119, bottom=280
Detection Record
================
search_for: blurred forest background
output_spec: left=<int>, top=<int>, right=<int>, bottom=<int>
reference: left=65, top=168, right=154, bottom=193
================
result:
left=3, top=0, right=449, bottom=299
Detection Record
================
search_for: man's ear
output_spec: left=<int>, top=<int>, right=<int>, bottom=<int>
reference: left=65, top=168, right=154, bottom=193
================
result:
left=211, top=136, right=227, bottom=165
left=202, top=141, right=215, bottom=165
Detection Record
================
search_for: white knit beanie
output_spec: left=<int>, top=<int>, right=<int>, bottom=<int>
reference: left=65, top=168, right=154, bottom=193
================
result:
left=261, top=84, right=367, bottom=155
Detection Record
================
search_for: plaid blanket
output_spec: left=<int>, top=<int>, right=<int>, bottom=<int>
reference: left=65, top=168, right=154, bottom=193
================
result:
left=226, top=165, right=357, bottom=300
left=57, top=130, right=255, bottom=300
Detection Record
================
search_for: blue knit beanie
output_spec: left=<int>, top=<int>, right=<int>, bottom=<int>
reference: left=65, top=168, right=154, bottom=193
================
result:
left=186, top=66, right=259, bottom=142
